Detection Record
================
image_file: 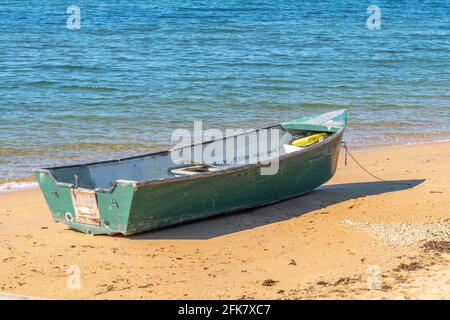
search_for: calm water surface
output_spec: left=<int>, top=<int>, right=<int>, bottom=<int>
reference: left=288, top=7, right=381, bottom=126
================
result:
left=0, top=1, right=449, bottom=179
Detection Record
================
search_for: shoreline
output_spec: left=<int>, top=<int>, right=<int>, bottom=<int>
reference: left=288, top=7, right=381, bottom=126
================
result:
left=0, top=141, right=449, bottom=299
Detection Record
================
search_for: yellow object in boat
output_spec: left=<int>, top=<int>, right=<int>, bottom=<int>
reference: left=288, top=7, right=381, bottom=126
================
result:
left=290, top=133, right=328, bottom=147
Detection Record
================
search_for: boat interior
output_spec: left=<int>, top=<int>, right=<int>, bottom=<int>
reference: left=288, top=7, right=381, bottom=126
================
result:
left=41, top=127, right=334, bottom=190
left=37, top=110, right=346, bottom=191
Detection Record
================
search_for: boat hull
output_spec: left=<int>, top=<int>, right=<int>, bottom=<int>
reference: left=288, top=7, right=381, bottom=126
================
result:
left=34, top=130, right=343, bottom=235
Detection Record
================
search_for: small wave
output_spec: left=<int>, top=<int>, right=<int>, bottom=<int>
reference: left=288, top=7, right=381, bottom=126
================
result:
left=384, top=131, right=450, bottom=139
left=0, top=147, right=46, bottom=157
left=52, top=142, right=156, bottom=152
left=0, top=181, right=38, bottom=194
left=37, top=64, right=100, bottom=71
left=28, top=80, right=57, bottom=87
left=300, top=103, right=349, bottom=109
left=61, top=85, right=118, bottom=92
left=61, top=65, right=89, bottom=70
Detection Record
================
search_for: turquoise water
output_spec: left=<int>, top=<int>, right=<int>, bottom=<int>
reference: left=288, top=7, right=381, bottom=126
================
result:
left=1, top=1, right=449, bottom=180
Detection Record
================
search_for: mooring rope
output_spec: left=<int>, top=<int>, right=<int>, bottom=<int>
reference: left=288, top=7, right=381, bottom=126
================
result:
left=340, top=141, right=391, bottom=183
left=341, top=142, right=448, bottom=189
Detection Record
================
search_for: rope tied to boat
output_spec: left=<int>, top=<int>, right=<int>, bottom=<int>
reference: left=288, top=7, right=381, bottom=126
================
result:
left=340, top=141, right=390, bottom=183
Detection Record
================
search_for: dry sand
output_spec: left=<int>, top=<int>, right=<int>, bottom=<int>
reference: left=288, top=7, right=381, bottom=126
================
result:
left=0, top=141, right=449, bottom=300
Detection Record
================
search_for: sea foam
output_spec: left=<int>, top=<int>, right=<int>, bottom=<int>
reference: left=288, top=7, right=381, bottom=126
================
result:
left=0, top=181, right=39, bottom=194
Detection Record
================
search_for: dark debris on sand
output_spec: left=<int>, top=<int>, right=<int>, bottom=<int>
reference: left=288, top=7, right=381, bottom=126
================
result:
left=421, top=241, right=450, bottom=254
left=262, top=279, right=278, bottom=287
left=393, top=261, right=423, bottom=272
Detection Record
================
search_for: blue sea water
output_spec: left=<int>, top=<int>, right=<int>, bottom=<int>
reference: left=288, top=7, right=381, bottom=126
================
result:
left=0, top=1, right=449, bottom=180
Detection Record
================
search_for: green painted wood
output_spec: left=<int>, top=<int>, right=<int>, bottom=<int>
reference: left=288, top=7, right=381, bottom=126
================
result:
left=282, top=109, right=347, bottom=132
left=124, top=134, right=342, bottom=235
left=35, top=171, right=135, bottom=235
left=34, top=110, right=347, bottom=236
left=34, top=171, right=76, bottom=222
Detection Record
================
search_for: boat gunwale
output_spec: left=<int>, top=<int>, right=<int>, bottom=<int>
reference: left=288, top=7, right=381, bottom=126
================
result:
left=33, top=110, right=347, bottom=193
left=135, top=127, right=345, bottom=188
left=32, top=124, right=280, bottom=172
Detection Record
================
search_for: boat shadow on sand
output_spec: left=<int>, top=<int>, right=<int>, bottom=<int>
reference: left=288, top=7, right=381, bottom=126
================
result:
left=129, top=179, right=424, bottom=240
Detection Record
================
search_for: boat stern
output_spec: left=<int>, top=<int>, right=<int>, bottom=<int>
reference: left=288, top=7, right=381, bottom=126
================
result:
left=34, top=169, right=135, bottom=235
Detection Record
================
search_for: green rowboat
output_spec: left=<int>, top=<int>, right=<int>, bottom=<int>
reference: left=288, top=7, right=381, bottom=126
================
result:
left=34, top=110, right=347, bottom=235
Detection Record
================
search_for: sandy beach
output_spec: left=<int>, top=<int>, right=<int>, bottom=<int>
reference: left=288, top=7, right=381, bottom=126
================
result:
left=0, top=141, right=449, bottom=300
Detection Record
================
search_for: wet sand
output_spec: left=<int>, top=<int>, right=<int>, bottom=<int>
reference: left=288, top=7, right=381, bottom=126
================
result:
left=0, top=142, right=449, bottom=299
